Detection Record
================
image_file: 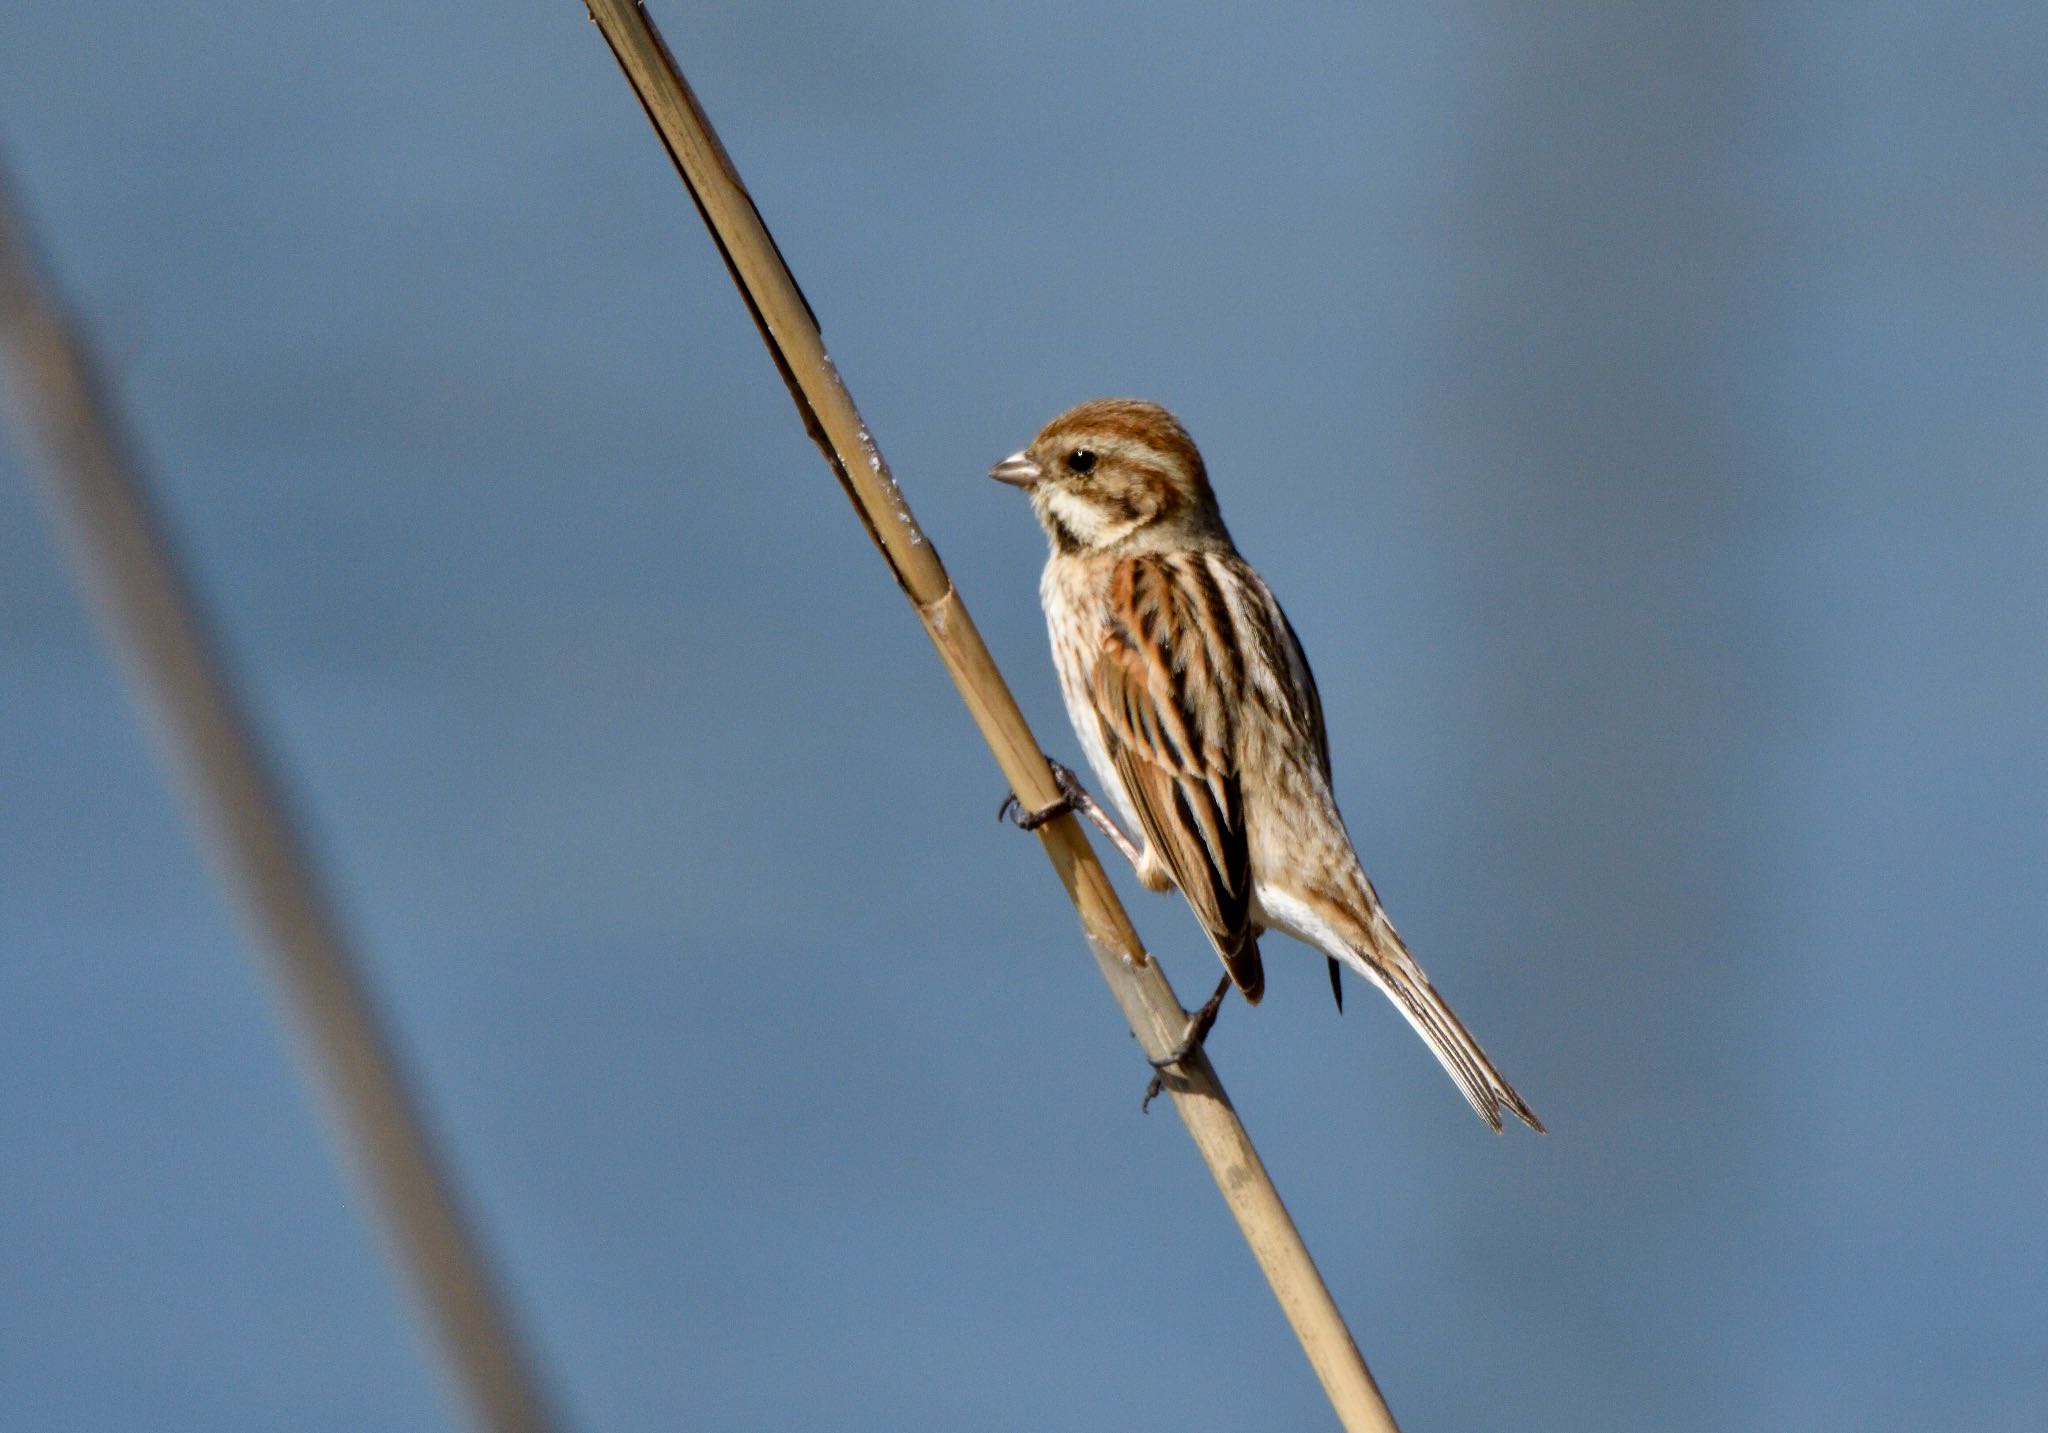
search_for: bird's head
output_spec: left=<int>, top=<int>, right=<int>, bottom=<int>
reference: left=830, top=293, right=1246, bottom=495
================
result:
left=990, top=398, right=1229, bottom=555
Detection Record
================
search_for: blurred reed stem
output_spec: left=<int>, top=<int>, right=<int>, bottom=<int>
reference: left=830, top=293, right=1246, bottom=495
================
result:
left=578, top=5, right=1401, bottom=1429
left=0, top=159, right=561, bottom=1433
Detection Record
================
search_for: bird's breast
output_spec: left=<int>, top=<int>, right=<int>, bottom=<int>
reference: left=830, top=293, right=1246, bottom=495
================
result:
left=1039, top=558, right=1144, bottom=836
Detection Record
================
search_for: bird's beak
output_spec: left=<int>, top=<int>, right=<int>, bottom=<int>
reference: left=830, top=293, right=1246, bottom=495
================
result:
left=988, top=451, right=1043, bottom=488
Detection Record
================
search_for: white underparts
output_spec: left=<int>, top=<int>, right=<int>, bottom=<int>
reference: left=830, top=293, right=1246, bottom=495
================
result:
left=1252, top=884, right=1379, bottom=983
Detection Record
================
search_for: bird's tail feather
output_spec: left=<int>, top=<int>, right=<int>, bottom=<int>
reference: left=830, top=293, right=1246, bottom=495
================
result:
left=1335, top=903, right=1542, bottom=1133
left=1373, top=958, right=1543, bottom=1132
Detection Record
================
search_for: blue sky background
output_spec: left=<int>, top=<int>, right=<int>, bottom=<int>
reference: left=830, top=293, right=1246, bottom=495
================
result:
left=2, top=4, right=2043, bottom=1429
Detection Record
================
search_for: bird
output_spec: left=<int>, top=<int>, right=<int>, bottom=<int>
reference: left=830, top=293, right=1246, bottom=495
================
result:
left=990, top=398, right=1541, bottom=1132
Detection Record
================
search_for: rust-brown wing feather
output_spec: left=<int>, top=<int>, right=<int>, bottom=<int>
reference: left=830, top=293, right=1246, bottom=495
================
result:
left=1093, top=556, right=1264, bottom=1002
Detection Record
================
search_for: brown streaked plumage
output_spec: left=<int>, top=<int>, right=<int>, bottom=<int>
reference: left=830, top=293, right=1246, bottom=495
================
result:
left=991, top=398, right=1542, bottom=1132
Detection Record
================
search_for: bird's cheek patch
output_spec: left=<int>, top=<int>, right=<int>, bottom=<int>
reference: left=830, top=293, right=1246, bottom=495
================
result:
left=1041, top=487, right=1103, bottom=548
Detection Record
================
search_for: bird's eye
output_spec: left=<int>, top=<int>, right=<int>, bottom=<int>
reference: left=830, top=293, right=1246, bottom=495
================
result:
left=1065, top=449, right=1097, bottom=474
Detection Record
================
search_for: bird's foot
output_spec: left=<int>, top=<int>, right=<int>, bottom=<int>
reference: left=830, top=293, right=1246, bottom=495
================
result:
left=997, top=762, right=1075, bottom=831
left=998, top=758, right=1093, bottom=832
left=997, top=790, right=1069, bottom=831
left=1141, top=973, right=1233, bottom=1112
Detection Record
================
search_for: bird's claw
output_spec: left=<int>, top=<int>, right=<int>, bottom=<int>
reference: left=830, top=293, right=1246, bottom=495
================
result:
left=998, top=790, right=1071, bottom=831
left=998, top=758, right=1087, bottom=831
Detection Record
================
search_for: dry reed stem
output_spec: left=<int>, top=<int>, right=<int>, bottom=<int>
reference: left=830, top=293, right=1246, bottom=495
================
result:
left=0, top=162, right=559, bottom=1433
left=579, top=6, right=1402, bottom=1429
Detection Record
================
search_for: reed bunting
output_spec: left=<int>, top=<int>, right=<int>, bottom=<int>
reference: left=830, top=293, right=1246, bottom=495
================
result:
left=992, top=399, right=1541, bottom=1131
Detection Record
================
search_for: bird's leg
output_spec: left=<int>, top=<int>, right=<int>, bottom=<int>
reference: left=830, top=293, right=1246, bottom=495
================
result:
left=1151, top=972, right=1232, bottom=1067
left=1046, top=760, right=1147, bottom=868
left=1141, top=972, right=1234, bottom=1112
left=1000, top=760, right=1146, bottom=870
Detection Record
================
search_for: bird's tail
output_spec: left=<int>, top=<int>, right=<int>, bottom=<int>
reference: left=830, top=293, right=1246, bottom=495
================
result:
left=1331, top=896, right=1543, bottom=1133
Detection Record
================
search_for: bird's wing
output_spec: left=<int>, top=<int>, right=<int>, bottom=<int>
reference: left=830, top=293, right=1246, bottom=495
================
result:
left=1224, top=556, right=1332, bottom=776
left=1272, top=599, right=1332, bottom=776
left=1094, top=555, right=1263, bottom=1002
